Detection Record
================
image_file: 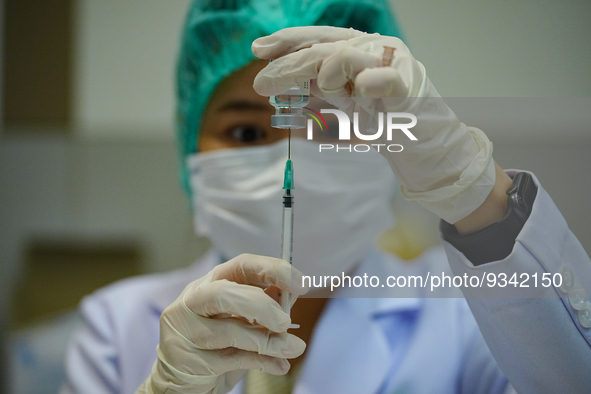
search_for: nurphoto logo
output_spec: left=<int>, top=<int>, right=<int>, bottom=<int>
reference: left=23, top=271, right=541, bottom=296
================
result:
left=305, top=108, right=418, bottom=153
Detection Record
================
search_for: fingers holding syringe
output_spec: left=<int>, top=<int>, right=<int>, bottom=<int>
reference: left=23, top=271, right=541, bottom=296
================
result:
left=207, top=348, right=295, bottom=376
left=159, top=312, right=305, bottom=376
left=210, top=253, right=309, bottom=297
left=181, top=312, right=306, bottom=359
left=184, top=280, right=290, bottom=330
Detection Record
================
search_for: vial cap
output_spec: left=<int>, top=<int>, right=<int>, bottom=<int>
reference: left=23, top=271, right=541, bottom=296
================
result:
left=271, top=114, right=306, bottom=129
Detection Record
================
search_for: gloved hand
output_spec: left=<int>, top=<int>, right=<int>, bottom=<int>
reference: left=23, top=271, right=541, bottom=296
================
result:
left=252, top=26, right=496, bottom=224
left=136, top=254, right=308, bottom=394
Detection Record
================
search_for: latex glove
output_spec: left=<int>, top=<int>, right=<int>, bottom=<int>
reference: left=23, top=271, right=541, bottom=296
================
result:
left=252, top=26, right=495, bottom=224
left=136, top=254, right=308, bottom=394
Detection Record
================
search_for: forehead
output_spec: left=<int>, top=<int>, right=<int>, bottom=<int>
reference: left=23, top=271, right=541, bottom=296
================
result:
left=207, top=60, right=268, bottom=109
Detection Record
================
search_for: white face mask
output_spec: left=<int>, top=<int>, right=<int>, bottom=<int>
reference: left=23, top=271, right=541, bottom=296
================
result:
left=187, top=138, right=398, bottom=280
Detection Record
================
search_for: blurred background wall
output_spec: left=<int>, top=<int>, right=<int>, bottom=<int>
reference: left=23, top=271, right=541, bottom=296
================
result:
left=1, top=0, right=590, bottom=391
left=1, top=0, right=198, bottom=326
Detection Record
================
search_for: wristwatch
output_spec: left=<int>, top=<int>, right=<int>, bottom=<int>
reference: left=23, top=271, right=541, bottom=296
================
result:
left=440, top=172, right=538, bottom=266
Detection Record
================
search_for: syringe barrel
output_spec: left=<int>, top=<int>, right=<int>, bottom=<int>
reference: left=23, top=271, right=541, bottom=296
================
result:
left=280, top=191, right=294, bottom=315
left=281, top=194, right=294, bottom=265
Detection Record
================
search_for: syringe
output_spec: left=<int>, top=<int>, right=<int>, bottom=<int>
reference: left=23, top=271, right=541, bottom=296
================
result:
left=270, top=80, right=308, bottom=329
left=280, top=150, right=297, bottom=327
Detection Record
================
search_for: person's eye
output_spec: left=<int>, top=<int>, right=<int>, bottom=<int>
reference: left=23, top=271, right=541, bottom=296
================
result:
left=227, top=125, right=266, bottom=143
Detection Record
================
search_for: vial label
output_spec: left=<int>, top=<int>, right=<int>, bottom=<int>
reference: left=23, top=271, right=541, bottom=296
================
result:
left=300, top=80, right=310, bottom=94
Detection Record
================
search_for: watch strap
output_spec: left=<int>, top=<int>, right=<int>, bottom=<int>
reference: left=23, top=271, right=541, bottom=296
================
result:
left=440, top=172, right=538, bottom=266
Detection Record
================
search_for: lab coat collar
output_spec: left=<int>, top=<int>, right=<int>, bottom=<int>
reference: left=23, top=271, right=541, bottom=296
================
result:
left=293, top=249, right=423, bottom=394
left=333, top=248, right=423, bottom=313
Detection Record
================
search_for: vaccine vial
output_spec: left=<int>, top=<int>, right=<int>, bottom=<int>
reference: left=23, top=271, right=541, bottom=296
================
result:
left=269, top=81, right=310, bottom=129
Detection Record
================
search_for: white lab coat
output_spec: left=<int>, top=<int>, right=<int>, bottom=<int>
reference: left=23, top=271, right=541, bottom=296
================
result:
left=61, top=171, right=591, bottom=394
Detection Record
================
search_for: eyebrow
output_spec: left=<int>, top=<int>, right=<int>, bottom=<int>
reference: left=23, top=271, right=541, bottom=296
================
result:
left=217, top=99, right=270, bottom=112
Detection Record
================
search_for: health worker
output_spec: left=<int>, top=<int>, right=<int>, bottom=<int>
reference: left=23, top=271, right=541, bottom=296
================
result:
left=61, top=1, right=591, bottom=393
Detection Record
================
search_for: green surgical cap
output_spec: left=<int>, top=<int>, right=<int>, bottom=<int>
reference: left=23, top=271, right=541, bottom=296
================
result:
left=176, top=0, right=402, bottom=194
